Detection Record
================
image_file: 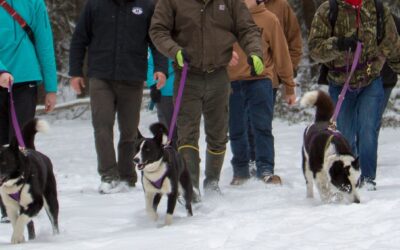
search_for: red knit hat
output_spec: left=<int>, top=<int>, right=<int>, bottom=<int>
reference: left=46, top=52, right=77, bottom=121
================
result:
left=344, top=0, right=362, bottom=7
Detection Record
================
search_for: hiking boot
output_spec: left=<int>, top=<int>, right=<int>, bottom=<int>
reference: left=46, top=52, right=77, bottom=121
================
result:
left=0, top=215, right=10, bottom=223
left=230, top=176, right=249, bottom=186
left=261, top=174, right=282, bottom=185
left=205, top=150, right=225, bottom=182
left=98, top=180, right=126, bottom=194
left=249, top=161, right=257, bottom=177
left=179, top=147, right=201, bottom=192
left=357, top=178, right=376, bottom=191
left=203, top=179, right=222, bottom=195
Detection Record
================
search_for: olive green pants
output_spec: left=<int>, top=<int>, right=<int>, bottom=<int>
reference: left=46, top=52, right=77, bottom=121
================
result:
left=174, top=68, right=229, bottom=189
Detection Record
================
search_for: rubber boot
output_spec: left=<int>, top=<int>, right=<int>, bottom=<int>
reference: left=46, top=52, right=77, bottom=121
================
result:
left=179, top=147, right=201, bottom=202
left=203, top=150, right=225, bottom=195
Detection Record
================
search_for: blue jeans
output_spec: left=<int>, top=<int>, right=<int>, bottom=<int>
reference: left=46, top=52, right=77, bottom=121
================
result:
left=247, top=88, right=278, bottom=162
left=329, top=77, right=384, bottom=181
left=377, top=87, right=393, bottom=132
left=229, top=79, right=274, bottom=178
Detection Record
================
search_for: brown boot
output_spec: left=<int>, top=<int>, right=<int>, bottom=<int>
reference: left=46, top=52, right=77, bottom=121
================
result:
left=230, top=176, right=249, bottom=186
left=262, top=174, right=282, bottom=185
left=203, top=150, right=225, bottom=194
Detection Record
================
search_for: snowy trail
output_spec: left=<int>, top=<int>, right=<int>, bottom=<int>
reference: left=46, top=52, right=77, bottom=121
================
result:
left=1, top=113, right=400, bottom=250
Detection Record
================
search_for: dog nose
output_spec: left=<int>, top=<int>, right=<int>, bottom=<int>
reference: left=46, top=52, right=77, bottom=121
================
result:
left=133, top=158, right=140, bottom=164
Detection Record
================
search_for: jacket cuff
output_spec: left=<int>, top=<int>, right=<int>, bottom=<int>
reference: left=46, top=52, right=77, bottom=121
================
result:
left=0, top=70, right=10, bottom=75
left=284, top=82, right=296, bottom=96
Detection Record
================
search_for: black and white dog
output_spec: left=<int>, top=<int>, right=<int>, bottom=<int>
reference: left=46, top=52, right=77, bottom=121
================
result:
left=300, top=90, right=360, bottom=203
left=133, top=123, right=193, bottom=225
left=0, top=119, right=59, bottom=244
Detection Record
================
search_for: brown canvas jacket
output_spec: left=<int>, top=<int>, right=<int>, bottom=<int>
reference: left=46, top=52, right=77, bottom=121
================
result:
left=265, top=0, right=303, bottom=71
left=149, top=0, right=263, bottom=72
left=228, top=4, right=295, bottom=95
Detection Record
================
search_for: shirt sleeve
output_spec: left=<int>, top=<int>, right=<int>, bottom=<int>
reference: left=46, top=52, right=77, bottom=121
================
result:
left=32, top=0, right=57, bottom=92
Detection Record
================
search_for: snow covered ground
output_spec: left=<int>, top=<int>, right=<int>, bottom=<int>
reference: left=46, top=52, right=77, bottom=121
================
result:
left=1, top=110, right=400, bottom=250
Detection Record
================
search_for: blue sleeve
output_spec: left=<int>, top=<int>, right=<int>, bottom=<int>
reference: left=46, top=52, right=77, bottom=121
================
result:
left=146, top=48, right=155, bottom=87
left=0, top=60, right=7, bottom=71
left=32, top=0, right=57, bottom=92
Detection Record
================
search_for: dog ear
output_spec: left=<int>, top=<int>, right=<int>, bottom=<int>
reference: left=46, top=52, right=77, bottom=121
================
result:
left=352, top=156, right=360, bottom=170
left=136, top=129, right=144, bottom=140
left=150, top=123, right=168, bottom=145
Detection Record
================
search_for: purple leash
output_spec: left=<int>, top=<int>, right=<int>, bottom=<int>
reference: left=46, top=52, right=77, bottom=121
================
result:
left=8, top=81, right=26, bottom=149
left=330, top=42, right=363, bottom=129
left=166, top=62, right=188, bottom=145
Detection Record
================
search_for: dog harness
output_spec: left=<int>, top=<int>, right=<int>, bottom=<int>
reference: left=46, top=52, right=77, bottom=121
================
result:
left=304, top=123, right=343, bottom=153
left=9, top=192, right=21, bottom=202
left=142, top=166, right=169, bottom=189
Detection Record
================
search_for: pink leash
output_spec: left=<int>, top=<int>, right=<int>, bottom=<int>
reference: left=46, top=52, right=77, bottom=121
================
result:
left=8, top=81, right=26, bottom=149
left=166, top=62, right=188, bottom=145
left=330, top=42, right=363, bottom=129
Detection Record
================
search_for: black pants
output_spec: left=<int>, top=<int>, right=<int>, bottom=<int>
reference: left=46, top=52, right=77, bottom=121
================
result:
left=89, top=78, right=142, bottom=184
left=0, top=82, right=37, bottom=218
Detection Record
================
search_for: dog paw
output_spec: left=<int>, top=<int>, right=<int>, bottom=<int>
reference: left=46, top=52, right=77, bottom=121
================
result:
left=147, top=210, right=158, bottom=221
left=11, top=233, right=25, bottom=244
left=165, top=214, right=173, bottom=225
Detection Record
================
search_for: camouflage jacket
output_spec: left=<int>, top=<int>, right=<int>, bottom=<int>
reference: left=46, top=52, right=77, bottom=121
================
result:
left=308, top=0, right=400, bottom=87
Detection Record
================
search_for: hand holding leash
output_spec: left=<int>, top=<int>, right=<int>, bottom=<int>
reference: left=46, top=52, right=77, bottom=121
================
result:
left=0, top=72, right=13, bottom=88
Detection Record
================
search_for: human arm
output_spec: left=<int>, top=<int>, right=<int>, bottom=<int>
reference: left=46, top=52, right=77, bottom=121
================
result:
left=307, top=3, right=341, bottom=64
left=283, top=2, right=303, bottom=70
left=150, top=0, right=182, bottom=60
left=32, top=0, right=57, bottom=93
left=269, top=16, right=296, bottom=104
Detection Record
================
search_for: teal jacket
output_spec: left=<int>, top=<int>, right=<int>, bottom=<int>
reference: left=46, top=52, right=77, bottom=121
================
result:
left=0, top=0, right=57, bottom=92
left=146, top=48, right=174, bottom=97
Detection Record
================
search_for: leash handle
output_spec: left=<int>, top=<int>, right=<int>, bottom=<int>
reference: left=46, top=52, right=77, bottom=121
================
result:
left=330, top=41, right=363, bottom=127
left=8, top=80, right=26, bottom=149
left=167, top=63, right=188, bottom=145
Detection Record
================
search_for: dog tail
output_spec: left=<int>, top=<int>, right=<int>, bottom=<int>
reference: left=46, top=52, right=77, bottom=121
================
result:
left=150, top=122, right=169, bottom=145
left=300, top=90, right=334, bottom=123
left=10, top=118, right=49, bottom=150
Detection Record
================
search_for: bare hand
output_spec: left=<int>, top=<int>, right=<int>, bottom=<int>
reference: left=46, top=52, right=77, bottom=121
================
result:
left=229, top=51, right=239, bottom=67
left=0, top=72, right=13, bottom=88
left=70, top=77, right=85, bottom=94
left=285, top=93, right=297, bottom=106
left=154, top=72, right=166, bottom=89
left=45, top=92, right=57, bottom=113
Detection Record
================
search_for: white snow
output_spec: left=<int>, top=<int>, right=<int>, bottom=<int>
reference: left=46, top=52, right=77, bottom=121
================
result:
left=1, top=110, right=400, bottom=250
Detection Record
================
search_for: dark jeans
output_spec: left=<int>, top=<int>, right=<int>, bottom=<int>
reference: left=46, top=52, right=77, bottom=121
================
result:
left=329, top=77, right=384, bottom=181
left=0, top=82, right=37, bottom=218
left=377, top=87, right=393, bottom=132
left=229, top=79, right=275, bottom=178
left=89, top=78, right=143, bottom=183
left=156, top=96, right=177, bottom=148
left=248, top=88, right=278, bottom=161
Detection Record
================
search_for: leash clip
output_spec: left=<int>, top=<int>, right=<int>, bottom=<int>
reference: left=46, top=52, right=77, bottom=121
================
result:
left=328, top=121, right=337, bottom=131
left=366, top=62, right=372, bottom=76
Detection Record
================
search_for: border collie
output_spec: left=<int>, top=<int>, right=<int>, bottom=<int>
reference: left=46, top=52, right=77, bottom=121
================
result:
left=133, top=123, right=193, bottom=225
left=300, top=90, right=360, bottom=204
left=0, top=119, right=59, bottom=244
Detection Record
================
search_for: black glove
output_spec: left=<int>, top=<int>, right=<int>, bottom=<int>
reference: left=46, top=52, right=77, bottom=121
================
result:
left=150, top=84, right=161, bottom=103
left=337, top=34, right=358, bottom=52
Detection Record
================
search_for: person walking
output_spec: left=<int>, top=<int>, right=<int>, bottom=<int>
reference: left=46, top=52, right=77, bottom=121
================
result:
left=228, top=0, right=296, bottom=186
left=0, top=0, right=57, bottom=222
left=150, top=0, right=265, bottom=201
left=69, top=0, right=168, bottom=194
left=308, top=0, right=400, bottom=190
left=146, top=48, right=177, bottom=148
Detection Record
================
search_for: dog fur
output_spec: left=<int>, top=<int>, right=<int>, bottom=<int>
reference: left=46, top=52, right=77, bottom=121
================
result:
left=0, top=119, right=59, bottom=244
left=300, top=90, right=360, bottom=204
left=133, top=123, right=193, bottom=225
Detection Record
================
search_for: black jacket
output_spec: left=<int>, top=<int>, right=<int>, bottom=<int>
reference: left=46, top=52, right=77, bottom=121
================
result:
left=381, top=14, right=400, bottom=88
left=69, top=0, right=167, bottom=82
